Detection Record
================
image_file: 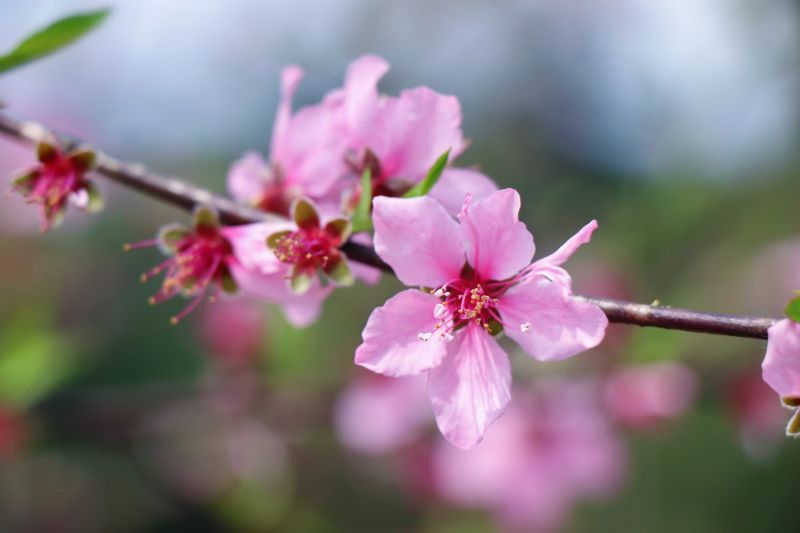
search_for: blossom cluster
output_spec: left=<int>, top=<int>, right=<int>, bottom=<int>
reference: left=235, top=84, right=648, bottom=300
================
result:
left=9, top=55, right=610, bottom=447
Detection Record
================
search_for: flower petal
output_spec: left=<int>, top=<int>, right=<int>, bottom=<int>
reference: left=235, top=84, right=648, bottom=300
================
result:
left=763, top=319, right=800, bottom=399
left=498, top=275, right=607, bottom=361
left=378, top=87, right=466, bottom=182
left=355, top=289, right=448, bottom=376
left=427, top=324, right=512, bottom=449
left=373, top=196, right=464, bottom=288
left=459, top=188, right=534, bottom=281
left=227, top=151, right=271, bottom=204
left=536, top=220, right=598, bottom=268
left=429, top=167, right=498, bottom=216
left=343, top=55, right=390, bottom=144
left=269, top=65, right=304, bottom=163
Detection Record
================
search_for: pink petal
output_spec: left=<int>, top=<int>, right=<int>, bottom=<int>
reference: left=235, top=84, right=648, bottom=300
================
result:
left=535, top=219, right=599, bottom=268
left=427, top=324, right=512, bottom=449
left=498, top=276, right=607, bottom=361
left=228, top=263, right=331, bottom=328
left=343, top=55, right=390, bottom=146
left=355, top=289, right=449, bottom=376
left=279, top=92, right=349, bottom=197
left=334, top=373, right=430, bottom=454
left=373, top=196, right=464, bottom=288
left=222, top=222, right=292, bottom=276
left=428, top=167, right=498, bottom=216
left=269, top=65, right=304, bottom=163
left=762, top=319, right=800, bottom=399
left=378, top=87, right=466, bottom=182
left=227, top=151, right=271, bottom=204
left=459, top=188, right=534, bottom=281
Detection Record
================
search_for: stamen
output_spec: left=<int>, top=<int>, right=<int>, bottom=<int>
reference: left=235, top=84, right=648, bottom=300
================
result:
left=417, top=332, right=432, bottom=342
left=520, top=322, right=531, bottom=332
left=123, top=239, right=158, bottom=252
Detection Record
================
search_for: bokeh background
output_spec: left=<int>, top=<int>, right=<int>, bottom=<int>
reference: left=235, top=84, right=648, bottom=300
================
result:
left=1, top=1, right=800, bottom=531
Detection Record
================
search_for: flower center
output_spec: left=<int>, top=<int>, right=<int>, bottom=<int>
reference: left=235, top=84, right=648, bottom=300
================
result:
left=129, top=227, right=234, bottom=323
left=272, top=227, right=340, bottom=272
left=429, top=279, right=502, bottom=338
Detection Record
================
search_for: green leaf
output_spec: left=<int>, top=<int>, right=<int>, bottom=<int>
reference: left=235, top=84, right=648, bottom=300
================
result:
left=350, top=168, right=373, bottom=233
left=292, top=198, right=320, bottom=230
left=784, top=295, right=800, bottom=323
left=0, top=9, right=111, bottom=75
left=402, top=149, right=450, bottom=198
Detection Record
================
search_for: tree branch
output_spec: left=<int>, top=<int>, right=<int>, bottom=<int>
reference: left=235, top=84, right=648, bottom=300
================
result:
left=0, top=111, right=780, bottom=340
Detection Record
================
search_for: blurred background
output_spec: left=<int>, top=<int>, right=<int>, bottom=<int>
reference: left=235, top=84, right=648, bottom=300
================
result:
left=1, top=0, right=800, bottom=531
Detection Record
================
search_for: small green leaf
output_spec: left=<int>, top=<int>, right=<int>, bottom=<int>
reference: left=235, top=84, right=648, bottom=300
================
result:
left=784, top=295, right=800, bottom=323
left=192, top=206, right=219, bottom=229
left=267, top=230, right=292, bottom=250
left=157, top=223, right=189, bottom=253
left=84, top=181, right=104, bottom=212
left=220, top=271, right=239, bottom=294
left=11, top=170, right=38, bottom=192
left=0, top=9, right=111, bottom=75
left=68, top=148, right=96, bottom=172
left=350, top=168, right=373, bottom=233
left=289, top=266, right=313, bottom=294
left=324, top=257, right=354, bottom=287
left=787, top=408, right=800, bottom=437
left=293, top=198, right=320, bottom=230
left=402, top=149, right=450, bottom=198
left=324, top=218, right=352, bottom=242
left=37, top=141, right=58, bottom=162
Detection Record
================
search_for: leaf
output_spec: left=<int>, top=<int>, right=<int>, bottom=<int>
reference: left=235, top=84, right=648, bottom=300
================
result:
left=0, top=9, right=111, bottom=74
left=402, top=149, right=450, bottom=198
left=784, top=295, right=800, bottom=323
left=350, top=168, right=373, bottom=233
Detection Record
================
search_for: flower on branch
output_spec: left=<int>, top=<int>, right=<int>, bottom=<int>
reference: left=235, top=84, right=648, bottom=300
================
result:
left=222, top=198, right=377, bottom=327
left=762, top=318, right=800, bottom=436
left=125, top=207, right=238, bottom=324
left=338, top=55, right=497, bottom=215
left=355, top=188, right=608, bottom=448
left=9, top=141, right=101, bottom=231
left=227, top=66, right=349, bottom=216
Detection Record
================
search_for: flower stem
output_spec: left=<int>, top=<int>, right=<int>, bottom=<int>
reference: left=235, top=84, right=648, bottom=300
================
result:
left=0, top=111, right=780, bottom=339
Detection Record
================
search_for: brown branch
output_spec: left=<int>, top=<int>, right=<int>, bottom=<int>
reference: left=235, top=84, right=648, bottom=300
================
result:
left=0, top=111, right=780, bottom=340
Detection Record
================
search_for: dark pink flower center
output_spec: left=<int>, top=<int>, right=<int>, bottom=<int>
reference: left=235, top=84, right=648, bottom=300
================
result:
left=273, top=226, right=343, bottom=274
left=130, top=226, right=234, bottom=323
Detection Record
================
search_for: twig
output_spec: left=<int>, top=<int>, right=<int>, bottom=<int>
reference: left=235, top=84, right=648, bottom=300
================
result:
left=0, top=111, right=780, bottom=339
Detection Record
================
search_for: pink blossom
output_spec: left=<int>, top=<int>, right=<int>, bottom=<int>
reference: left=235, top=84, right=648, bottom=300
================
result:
left=355, top=188, right=608, bottom=448
left=223, top=198, right=369, bottom=327
left=334, top=371, right=430, bottom=454
left=762, top=318, right=800, bottom=435
left=227, top=66, right=348, bottom=215
left=9, top=142, right=100, bottom=231
left=431, top=382, right=627, bottom=532
left=339, top=55, right=496, bottom=212
left=199, top=299, right=264, bottom=367
left=126, top=207, right=239, bottom=324
left=727, top=369, right=786, bottom=458
left=603, top=362, right=697, bottom=429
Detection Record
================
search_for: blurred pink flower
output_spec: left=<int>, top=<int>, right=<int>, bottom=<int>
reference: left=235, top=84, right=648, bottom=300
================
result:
left=727, top=369, right=786, bottom=458
left=432, top=382, right=627, bottom=533
left=127, top=207, right=240, bottom=323
left=225, top=197, right=377, bottom=327
left=603, top=362, right=697, bottom=429
left=227, top=66, right=348, bottom=215
left=761, top=318, right=800, bottom=435
left=0, top=406, right=27, bottom=461
left=356, top=189, right=607, bottom=448
left=338, top=55, right=496, bottom=213
left=334, top=371, right=430, bottom=454
left=199, top=299, right=264, bottom=367
left=9, top=142, right=100, bottom=232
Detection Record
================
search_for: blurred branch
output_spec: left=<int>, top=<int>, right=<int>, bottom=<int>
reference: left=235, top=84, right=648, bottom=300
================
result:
left=0, top=111, right=780, bottom=340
